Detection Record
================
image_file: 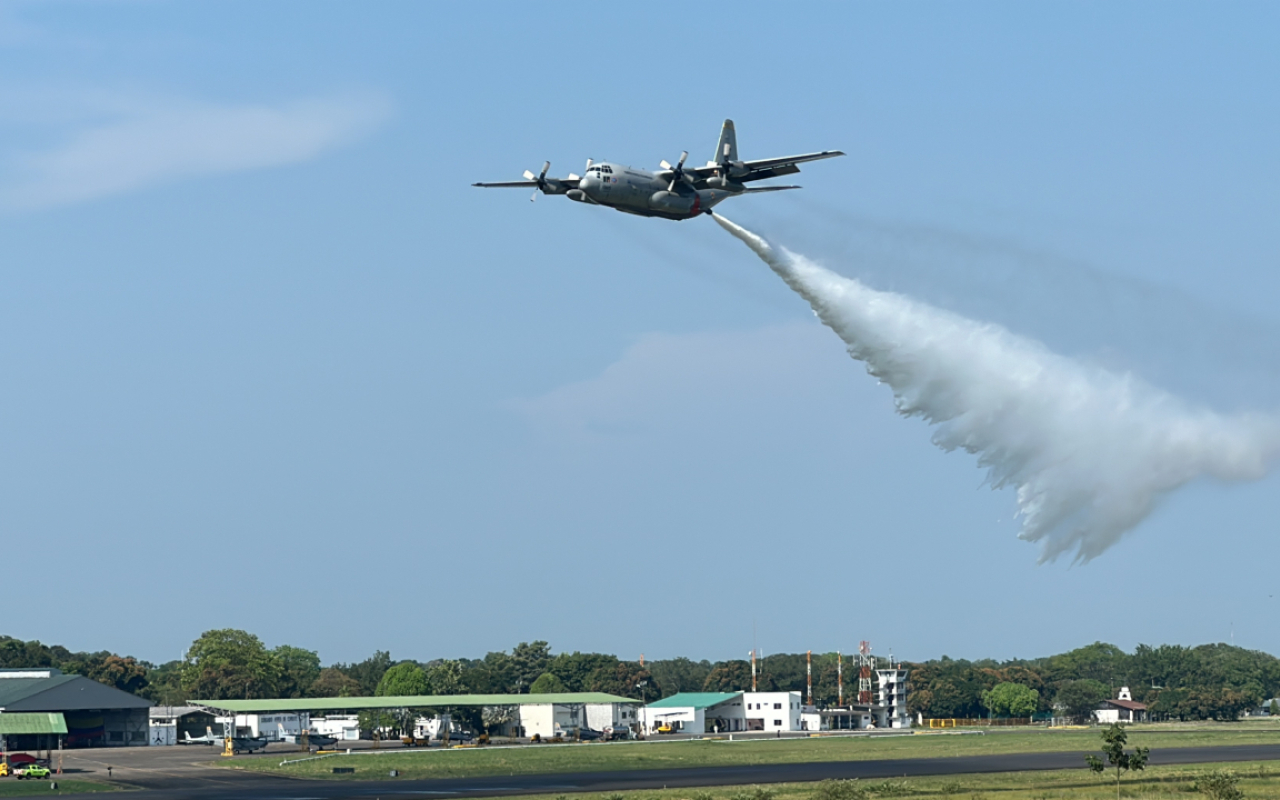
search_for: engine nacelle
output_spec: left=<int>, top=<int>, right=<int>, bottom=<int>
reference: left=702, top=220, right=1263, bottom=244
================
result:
left=705, top=176, right=746, bottom=193
left=648, top=191, right=697, bottom=214
left=566, top=189, right=596, bottom=204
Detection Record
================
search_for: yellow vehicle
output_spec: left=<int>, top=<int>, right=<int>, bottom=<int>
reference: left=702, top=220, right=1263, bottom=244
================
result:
left=0, top=762, right=9, bottom=777
left=656, top=723, right=675, bottom=734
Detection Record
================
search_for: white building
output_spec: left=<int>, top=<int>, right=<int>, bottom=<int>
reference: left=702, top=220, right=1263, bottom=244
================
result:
left=513, top=702, right=638, bottom=738
left=800, top=705, right=883, bottom=731
left=641, top=692, right=803, bottom=734
left=1095, top=687, right=1148, bottom=724
left=875, top=668, right=911, bottom=729
left=309, top=715, right=361, bottom=741
left=215, top=712, right=309, bottom=740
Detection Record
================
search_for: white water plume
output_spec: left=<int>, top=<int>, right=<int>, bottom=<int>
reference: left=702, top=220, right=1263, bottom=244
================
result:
left=714, top=213, right=1280, bottom=562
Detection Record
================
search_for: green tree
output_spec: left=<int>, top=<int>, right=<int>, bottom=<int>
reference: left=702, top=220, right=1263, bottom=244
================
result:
left=648, top=657, right=713, bottom=698
left=1270, top=699, right=1279, bottom=717
left=982, top=682, right=1039, bottom=718
left=180, top=629, right=280, bottom=700
left=1086, top=723, right=1150, bottom=800
left=333, top=650, right=392, bottom=696
left=703, top=660, right=774, bottom=692
left=274, top=645, right=321, bottom=699
left=510, top=641, right=552, bottom=691
left=376, top=662, right=429, bottom=696
left=1056, top=679, right=1108, bottom=723
left=425, top=660, right=464, bottom=695
left=139, top=660, right=186, bottom=705
left=547, top=652, right=618, bottom=692
left=529, top=672, right=566, bottom=694
left=587, top=662, right=655, bottom=698
left=310, top=668, right=361, bottom=698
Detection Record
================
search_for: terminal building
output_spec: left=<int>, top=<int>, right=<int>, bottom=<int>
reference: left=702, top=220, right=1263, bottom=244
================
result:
left=640, top=691, right=803, bottom=734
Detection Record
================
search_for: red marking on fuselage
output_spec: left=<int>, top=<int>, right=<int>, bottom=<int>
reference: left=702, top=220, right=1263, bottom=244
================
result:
left=689, top=193, right=702, bottom=217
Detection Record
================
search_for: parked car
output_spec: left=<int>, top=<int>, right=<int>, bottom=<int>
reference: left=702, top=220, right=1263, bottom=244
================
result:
left=14, top=764, right=52, bottom=780
left=437, top=729, right=473, bottom=742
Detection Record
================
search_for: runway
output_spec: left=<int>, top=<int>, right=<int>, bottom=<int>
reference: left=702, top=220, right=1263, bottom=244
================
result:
left=110, top=743, right=1280, bottom=800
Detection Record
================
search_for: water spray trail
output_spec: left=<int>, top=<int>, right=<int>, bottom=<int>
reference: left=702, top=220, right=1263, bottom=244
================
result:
left=713, top=213, right=1280, bottom=562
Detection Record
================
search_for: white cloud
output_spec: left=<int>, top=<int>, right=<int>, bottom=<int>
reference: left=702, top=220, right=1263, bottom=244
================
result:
left=0, top=89, right=392, bottom=210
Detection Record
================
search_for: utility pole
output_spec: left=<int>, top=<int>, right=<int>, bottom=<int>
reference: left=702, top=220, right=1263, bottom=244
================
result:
left=806, top=651, right=813, bottom=706
left=837, top=651, right=843, bottom=707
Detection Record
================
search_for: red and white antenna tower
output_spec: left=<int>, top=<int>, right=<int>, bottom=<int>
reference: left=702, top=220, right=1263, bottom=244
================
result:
left=857, top=640, right=874, bottom=704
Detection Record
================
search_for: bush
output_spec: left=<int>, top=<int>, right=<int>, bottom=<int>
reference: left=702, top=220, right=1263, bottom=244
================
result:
left=939, top=782, right=964, bottom=796
left=815, top=780, right=866, bottom=800
left=1194, top=770, right=1243, bottom=800
left=865, top=781, right=913, bottom=797
left=691, top=793, right=716, bottom=800
left=729, top=787, right=777, bottom=800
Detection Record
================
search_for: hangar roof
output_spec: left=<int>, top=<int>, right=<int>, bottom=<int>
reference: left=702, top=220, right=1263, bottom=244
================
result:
left=0, top=674, right=152, bottom=712
left=0, top=712, right=68, bottom=735
left=193, top=692, right=638, bottom=713
left=646, top=692, right=741, bottom=710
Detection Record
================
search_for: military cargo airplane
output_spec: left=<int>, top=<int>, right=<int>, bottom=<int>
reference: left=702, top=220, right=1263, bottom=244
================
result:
left=473, top=120, right=842, bottom=221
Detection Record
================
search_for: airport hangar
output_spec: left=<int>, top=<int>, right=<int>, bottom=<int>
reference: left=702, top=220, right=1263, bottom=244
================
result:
left=0, top=668, right=153, bottom=751
left=192, top=692, right=640, bottom=740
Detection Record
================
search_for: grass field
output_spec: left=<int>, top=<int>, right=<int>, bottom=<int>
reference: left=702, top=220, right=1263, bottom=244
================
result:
left=220, top=724, right=1280, bottom=781
left=0, top=779, right=118, bottom=796
left=460, top=761, right=1280, bottom=800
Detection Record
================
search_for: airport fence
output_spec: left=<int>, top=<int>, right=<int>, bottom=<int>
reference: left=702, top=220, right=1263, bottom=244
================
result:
left=925, top=717, right=1035, bottom=728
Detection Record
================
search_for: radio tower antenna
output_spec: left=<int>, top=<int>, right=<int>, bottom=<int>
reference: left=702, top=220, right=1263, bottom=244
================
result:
left=858, top=641, right=874, bottom=704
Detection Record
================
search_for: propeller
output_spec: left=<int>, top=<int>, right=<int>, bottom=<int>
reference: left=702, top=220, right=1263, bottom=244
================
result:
left=522, top=161, right=551, bottom=202
left=658, top=151, right=689, bottom=192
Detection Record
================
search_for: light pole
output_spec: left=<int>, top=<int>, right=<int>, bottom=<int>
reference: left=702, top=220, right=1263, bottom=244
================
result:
left=634, top=680, right=648, bottom=736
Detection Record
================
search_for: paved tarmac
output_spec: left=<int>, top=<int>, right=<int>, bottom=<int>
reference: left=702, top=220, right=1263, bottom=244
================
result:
left=50, top=743, right=1280, bottom=800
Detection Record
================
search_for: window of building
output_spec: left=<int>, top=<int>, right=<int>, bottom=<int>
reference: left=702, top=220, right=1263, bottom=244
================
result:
left=774, top=719, right=782, bottom=726
left=774, top=703, right=782, bottom=709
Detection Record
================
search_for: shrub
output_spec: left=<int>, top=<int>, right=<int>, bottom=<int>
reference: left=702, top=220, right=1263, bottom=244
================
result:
left=939, top=782, right=964, bottom=796
left=1193, top=770, right=1243, bottom=800
left=815, top=780, right=865, bottom=800
left=729, top=787, right=777, bottom=800
left=865, top=781, right=912, bottom=797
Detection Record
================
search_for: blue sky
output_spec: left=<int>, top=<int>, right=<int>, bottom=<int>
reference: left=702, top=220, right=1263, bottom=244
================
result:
left=2, top=1, right=1277, bottom=667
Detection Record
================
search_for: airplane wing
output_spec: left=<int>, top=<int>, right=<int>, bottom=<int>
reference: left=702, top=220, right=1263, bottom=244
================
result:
left=690, top=150, right=844, bottom=184
left=742, top=185, right=801, bottom=193
left=472, top=178, right=581, bottom=189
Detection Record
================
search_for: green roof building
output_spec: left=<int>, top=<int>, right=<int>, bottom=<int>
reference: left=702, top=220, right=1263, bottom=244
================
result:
left=0, top=669, right=152, bottom=751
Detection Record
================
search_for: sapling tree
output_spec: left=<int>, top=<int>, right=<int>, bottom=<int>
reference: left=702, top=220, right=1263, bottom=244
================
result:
left=1086, top=723, right=1150, bottom=800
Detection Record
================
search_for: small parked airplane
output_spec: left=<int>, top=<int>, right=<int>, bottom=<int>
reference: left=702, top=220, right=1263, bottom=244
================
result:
left=473, top=119, right=842, bottom=221
left=277, top=724, right=340, bottom=750
left=181, top=728, right=221, bottom=746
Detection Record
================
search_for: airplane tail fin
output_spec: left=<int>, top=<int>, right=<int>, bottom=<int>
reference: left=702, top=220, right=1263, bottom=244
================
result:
left=714, top=119, right=737, bottom=164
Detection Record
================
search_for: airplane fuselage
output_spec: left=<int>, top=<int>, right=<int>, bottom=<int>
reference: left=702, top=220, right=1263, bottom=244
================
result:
left=473, top=119, right=842, bottom=220
left=570, top=162, right=730, bottom=221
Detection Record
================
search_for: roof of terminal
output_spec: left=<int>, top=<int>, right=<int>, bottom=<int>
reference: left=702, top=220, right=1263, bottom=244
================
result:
left=645, top=692, right=741, bottom=710
left=192, top=692, right=639, bottom=713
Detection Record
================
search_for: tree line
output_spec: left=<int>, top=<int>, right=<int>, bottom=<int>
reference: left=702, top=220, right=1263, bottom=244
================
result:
left=3, top=633, right=1278, bottom=721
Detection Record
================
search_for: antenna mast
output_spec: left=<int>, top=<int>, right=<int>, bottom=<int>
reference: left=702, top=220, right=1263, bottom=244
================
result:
left=858, top=641, right=874, bottom=704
